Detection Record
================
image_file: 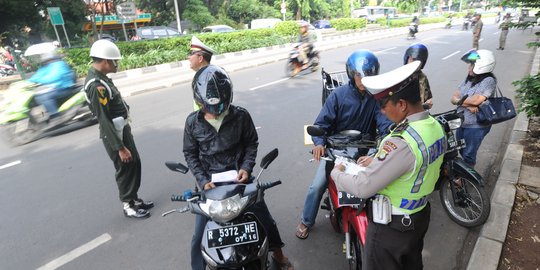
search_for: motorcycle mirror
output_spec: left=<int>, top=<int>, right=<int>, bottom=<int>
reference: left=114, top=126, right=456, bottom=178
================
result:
left=260, top=148, right=279, bottom=169
left=307, top=125, right=325, bottom=137
left=165, top=161, right=189, bottom=174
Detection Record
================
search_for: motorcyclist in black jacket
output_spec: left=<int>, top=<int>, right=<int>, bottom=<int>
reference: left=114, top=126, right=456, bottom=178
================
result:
left=183, top=65, right=294, bottom=270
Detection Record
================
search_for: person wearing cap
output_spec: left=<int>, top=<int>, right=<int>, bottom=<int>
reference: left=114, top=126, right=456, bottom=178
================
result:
left=472, top=13, right=483, bottom=49
left=188, top=36, right=215, bottom=110
left=296, top=50, right=392, bottom=240
left=331, top=61, right=447, bottom=270
left=497, top=13, right=512, bottom=50
left=84, top=39, right=154, bottom=219
left=294, top=21, right=314, bottom=75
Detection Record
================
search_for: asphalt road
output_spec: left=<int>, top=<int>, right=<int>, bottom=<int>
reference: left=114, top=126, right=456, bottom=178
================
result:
left=0, top=24, right=536, bottom=270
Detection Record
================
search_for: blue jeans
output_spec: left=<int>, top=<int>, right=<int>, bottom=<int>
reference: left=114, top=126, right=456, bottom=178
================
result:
left=33, top=87, right=69, bottom=116
left=191, top=214, right=208, bottom=270
left=301, top=160, right=328, bottom=227
left=456, top=126, right=491, bottom=166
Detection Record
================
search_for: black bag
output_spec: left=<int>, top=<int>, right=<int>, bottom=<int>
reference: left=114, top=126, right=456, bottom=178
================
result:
left=476, top=86, right=516, bottom=125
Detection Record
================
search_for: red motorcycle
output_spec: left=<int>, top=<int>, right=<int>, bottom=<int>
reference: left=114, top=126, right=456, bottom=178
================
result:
left=307, top=126, right=377, bottom=270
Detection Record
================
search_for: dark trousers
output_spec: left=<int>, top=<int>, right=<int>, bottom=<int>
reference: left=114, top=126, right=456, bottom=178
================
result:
left=102, top=125, right=141, bottom=202
left=364, top=203, right=431, bottom=270
left=191, top=200, right=284, bottom=270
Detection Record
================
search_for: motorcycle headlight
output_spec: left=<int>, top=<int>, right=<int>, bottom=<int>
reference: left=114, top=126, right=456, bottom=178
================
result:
left=205, top=194, right=250, bottom=223
left=447, top=118, right=462, bottom=130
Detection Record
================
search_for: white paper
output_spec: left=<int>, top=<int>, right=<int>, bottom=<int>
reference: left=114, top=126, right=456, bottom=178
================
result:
left=335, top=156, right=366, bottom=175
left=211, top=170, right=238, bottom=183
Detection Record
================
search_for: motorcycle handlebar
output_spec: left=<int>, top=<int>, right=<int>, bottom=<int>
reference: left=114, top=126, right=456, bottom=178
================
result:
left=260, top=180, right=282, bottom=190
left=171, top=194, right=186, bottom=201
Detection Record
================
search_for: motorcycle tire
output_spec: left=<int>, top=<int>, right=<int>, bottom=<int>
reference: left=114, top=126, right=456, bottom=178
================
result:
left=348, top=226, right=364, bottom=270
left=310, top=55, right=320, bottom=72
left=1, top=121, right=39, bottom=146
left=439, top=174, right=490, bottom=227
left=285, top=61, right=296, bottom=77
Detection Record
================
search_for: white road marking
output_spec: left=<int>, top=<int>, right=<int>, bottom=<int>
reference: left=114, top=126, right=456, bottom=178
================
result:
left=374, top=47, right=397, bottom=54
left=442, top=50, right=461, bottom=60
left=37, top=233, right=112, bottom=270
left=249, top=78, right=290, bottom=91
left=479, top=38, right=484, bottom=42
left=255, top=126, right=261, bottom=130
left=0, top=160, right=21, bottom=170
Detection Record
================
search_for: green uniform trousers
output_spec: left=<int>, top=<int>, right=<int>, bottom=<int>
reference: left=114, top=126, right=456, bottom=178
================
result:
left=102, top=124, right=141, bottom=203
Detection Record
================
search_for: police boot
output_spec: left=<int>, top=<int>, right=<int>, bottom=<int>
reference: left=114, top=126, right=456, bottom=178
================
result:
left=133, top=198, right=154, bottom=210
left=123, top=201, right=150, bottom=219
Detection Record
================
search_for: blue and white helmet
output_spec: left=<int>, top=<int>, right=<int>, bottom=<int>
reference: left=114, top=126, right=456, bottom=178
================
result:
left=345, top=50, right=380, bottom=82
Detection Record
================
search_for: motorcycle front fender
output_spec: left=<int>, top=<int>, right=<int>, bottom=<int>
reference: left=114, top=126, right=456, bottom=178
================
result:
left=452, top=159, right=485, bottom=186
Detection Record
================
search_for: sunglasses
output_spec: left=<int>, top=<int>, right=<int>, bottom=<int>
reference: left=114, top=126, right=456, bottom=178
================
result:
left=109, top=59, right=118, bottom=68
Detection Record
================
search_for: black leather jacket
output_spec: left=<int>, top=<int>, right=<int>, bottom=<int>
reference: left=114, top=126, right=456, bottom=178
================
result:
left=183, top=105, right=259, bottom=189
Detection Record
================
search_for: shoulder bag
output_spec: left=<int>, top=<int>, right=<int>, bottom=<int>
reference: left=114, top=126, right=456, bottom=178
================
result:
left=476, top=86, right=516, bottom=125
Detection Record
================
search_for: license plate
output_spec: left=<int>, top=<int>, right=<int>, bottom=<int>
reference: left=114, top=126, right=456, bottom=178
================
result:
left=206, top=221, right=259, bottom=248
left=338, top=191, right=364, bottom=206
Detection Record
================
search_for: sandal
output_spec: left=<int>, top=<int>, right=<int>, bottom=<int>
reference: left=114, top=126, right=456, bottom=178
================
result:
left=295, top=223, right=309, bottom=240
left=272, top=255, right=294, bottom=270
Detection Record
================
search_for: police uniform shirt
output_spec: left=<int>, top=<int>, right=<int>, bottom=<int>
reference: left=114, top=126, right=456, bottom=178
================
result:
left=330, top=111, right=430, bottom=199
left=85, top=67, right=129, bottom=151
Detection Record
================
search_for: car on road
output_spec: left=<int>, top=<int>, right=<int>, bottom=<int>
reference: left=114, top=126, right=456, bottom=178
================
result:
left=136, top=26, right=181, bottom=40
left=312, top=20, right=331, bottom=29
left=202, top=25, right=235, bottom=33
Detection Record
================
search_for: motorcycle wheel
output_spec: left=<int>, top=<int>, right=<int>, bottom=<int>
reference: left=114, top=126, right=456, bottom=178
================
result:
left=285, top=61, right=296, bottom=77
left=1, top=121, right=40, bottom=146
left=310, top=55, right=320, bottom=72
left=348, top=226, right=363, bottom=270
left=439, top=174, right=491, bottom=227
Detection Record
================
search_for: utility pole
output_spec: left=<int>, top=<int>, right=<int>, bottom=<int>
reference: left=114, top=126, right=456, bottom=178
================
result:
left=174, top=0, right=182, bottom=34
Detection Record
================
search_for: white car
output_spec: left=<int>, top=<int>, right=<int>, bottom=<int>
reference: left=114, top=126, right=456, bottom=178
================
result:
left=202, top=25, right=235, bottom=33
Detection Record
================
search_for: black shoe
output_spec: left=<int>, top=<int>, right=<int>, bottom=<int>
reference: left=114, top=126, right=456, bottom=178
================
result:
left=123, top=202, right=150, bottom=218
left=133, top=198, right=154, bottom=210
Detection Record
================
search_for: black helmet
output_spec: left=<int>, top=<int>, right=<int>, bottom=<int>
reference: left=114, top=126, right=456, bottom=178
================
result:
left=403, top=43, right=428, bottom=69
left=192, top=65, right=233, bottom=115
left=345, top=50, right=380, bottom=82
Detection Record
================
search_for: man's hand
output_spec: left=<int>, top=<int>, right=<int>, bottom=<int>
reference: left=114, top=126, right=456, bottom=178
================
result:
left=312, top=145, right=325, bottom=161
left=357, top=156, right=373, bottom=167
left=335, top=163, right=346, bottom=172
left=237, top=169, right=249, bottom=183
left=204, top=182, right=216, bottom=190
left=118, top=147, right=132, bottom=163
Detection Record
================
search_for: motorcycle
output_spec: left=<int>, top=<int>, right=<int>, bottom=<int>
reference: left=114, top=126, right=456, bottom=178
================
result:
left=306, top=126, right=377, bottom=270
left=163, top=149, right=282, bottom=270
left=462, top=18, right=471, bottom=31
left=445, top=18, right=453, bottom=29
left=0, top=80, right=95, bottom=145
left=407, top=23, right=418, bottom=39
left=432, top=105, right=491, bottom=227
left=0, top=63, right=16, bottom=77
left=320, top=71, right=490, bottom=228
left=285, top=43, right=320, bottom=77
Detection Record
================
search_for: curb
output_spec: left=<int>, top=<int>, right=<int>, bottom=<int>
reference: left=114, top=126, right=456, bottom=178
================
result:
left=466, top=47, right=540, bottom=270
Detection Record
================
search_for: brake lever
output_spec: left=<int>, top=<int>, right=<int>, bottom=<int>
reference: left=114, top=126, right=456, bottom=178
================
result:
left=309, top=156, right=332, bottom=162
left=162, top=206, right=190, bottom=217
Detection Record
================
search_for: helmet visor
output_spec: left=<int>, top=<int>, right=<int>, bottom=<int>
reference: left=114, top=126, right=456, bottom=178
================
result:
left=461, top=50, right=480, bottom=64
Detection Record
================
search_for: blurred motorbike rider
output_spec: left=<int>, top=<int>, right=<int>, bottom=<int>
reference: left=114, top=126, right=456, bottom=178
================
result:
left=28, top=51, right=76, bottom=118
left=403, top=43, right=433, bottom=109
left=184, top=64, right=294, bottom=270
left=296, top=50, right=393, bottom=239
left=295, top=20, right=314, bottom=74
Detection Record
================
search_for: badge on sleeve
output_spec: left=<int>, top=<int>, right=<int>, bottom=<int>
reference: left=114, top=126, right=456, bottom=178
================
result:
left=376, top=141, right=398, bottom=161
left=97, top=86, right=108, bottom=106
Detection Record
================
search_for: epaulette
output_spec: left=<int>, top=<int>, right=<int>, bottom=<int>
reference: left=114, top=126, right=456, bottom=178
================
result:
left=390, top=119, right=409, bottom=135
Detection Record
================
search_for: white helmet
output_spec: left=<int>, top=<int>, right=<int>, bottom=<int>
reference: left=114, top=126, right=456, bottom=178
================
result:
left=90, top=39, right=121, bottom=60
left=461, top=49, right=495, bottom=74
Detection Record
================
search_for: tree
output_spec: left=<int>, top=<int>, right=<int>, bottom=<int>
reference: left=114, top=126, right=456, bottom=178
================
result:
left=183, top=0, right=214, bottom=29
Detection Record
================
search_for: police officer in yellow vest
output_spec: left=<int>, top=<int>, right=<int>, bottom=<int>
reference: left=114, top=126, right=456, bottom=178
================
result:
left=331, top=61, right=446, bottom=270
left=84, top=40, right=153, bottom=219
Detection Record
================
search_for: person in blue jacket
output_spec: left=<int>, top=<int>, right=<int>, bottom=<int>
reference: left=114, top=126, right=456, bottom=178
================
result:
left=296, top=50, right=393, bottom=239
left=29, top=52, right=76, bottom=118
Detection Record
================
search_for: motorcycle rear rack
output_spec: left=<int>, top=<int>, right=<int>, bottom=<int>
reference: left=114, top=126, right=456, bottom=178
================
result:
left=321, top=69, right=349, bottom=105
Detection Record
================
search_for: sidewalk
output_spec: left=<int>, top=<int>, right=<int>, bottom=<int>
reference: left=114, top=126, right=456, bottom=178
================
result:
left=466, top=47, right=540, bottom=270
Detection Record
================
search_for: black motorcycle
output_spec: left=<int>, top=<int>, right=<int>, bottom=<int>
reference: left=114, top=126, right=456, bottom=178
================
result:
left=432, top=104, right=491, bottom=227
left=163, top=149, right=282, bottom=270
left=407, top=23, right=418, bottom=39
left=285, top=43, right=320, bottom=77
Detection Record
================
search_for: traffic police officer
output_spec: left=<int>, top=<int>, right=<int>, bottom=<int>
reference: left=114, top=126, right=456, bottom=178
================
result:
left=188, top=36, right=215, bottom=111
left=84, top=39, right=153, bottom=219
left=331, top=61, right=447, bottom=270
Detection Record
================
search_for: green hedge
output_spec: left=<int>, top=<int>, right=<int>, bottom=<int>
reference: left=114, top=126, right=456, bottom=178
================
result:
left=330, top=18, right=367, bottom=31
left=376, top=17, right=446, bottom=27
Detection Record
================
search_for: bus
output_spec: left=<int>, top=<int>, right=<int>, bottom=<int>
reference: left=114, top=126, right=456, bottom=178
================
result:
left=352, top=6, right=397, bottom=23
